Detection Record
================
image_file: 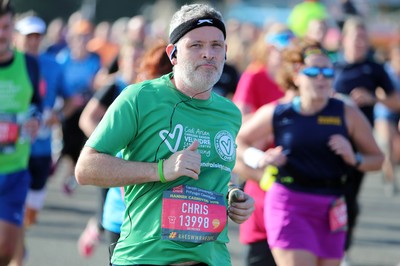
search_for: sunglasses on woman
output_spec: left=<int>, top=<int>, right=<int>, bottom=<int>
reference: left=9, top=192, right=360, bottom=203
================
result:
left=301, top=67, right=335, bottom=79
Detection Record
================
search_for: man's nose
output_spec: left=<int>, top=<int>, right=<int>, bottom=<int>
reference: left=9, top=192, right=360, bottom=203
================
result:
left=202, top=47, right=215, bottom=59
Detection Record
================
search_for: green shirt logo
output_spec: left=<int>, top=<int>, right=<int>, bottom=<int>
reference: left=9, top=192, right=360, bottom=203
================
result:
left=214, top=130, right=235, bottom=161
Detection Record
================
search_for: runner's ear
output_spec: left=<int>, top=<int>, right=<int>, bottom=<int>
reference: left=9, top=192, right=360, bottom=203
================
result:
left=169, top=45, right=177, bottom=61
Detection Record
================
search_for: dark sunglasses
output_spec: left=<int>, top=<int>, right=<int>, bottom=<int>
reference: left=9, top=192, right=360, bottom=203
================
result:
left=301, top=67, right=335, bottom=78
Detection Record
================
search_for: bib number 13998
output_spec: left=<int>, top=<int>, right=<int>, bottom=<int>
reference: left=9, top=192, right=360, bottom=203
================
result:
left=161, top=185, right=227, bottom=243
left=179, top=215, right=209, bottom=228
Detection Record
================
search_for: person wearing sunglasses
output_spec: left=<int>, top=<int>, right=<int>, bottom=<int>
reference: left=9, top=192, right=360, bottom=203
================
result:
left=232, top=23, right=295, bottom=266
left=302, top=65, right=335, bottom=79
left=236, top=39, right=384, bottom=266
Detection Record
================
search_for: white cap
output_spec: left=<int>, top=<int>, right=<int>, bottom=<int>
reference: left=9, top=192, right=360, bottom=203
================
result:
left=15, top=16, right=46, bottom=35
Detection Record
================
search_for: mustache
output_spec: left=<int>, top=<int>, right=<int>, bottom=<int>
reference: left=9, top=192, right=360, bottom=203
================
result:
left=196, top=60, right=218, bottom=68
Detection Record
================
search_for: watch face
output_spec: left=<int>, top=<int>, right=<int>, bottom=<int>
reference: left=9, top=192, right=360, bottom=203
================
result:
left=355, top=153, right=363, bottom=168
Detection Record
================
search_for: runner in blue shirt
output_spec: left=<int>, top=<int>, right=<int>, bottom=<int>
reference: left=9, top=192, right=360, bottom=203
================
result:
left=14, top=14, right=67, bottom=228
left=52, top=19, right=101, bottom=194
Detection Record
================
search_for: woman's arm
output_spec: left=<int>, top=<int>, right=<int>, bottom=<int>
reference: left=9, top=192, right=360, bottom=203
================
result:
left=345, top=103, right=384, bottom=171
left=236, top=104, right=277, bottom=172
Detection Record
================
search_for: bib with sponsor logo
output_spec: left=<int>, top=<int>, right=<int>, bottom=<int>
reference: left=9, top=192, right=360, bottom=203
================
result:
left=161, top=185, right=227, bottom=243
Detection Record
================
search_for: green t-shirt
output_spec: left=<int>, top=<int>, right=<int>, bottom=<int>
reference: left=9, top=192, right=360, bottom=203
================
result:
left=86, top=73, right=242, bottom=265
left=0, top=50, right=34, bottom=173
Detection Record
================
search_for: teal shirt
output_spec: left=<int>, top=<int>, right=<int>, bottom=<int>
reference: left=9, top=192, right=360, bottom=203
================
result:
left=86, top=73, right=242, bottom=265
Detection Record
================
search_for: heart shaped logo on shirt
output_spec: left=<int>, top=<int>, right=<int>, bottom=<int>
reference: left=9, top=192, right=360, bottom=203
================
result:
left=214, top=130, right=235, bottom=162
left=159, top=124, right=183, bottom=152
left=220, top=138, right=232, bottom=155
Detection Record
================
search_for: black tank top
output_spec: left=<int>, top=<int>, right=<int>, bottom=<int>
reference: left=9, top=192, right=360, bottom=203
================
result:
left=273, top=97, right=349, bottom=195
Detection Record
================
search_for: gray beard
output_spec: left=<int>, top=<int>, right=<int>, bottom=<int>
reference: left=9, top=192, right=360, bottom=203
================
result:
left=179, top=64, right=223, bottom=94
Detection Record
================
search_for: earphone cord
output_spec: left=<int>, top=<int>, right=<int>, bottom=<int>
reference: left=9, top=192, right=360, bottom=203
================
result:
left=153, top=86, right=212, bottom=162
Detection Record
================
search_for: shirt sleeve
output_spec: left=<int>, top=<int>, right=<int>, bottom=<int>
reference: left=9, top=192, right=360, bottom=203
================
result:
left=375, top=62, right=395, bottom=95
left=25, top=54, right=43, bottom=114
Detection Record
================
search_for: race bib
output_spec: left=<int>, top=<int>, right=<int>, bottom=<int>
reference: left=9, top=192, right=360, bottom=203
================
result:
left=0, top=121, right=19, bottom=144
left=161, top=185, right=227, bottom=243
left=0, top=113, right=20, bottom=154
left=329, top=196, right=348, bottom=232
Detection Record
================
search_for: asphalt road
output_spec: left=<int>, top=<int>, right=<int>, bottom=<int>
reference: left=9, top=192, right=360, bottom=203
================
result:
left=25, top=168, right=400, bottom=266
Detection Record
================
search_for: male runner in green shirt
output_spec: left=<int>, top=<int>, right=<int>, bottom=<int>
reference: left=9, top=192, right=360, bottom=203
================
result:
left=75, top=3, right=254, bottom=266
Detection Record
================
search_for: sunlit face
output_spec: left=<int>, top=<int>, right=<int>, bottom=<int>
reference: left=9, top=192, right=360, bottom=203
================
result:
left=267, top=46, right=283, bottom=69
left=0, top=13, right=14, bottom=58
left=67, top=32, right=92, bottom=59
left=118, top=45, right=144, bottom=83
left=307, top=20, right=327, bottom=44
left=297, top=54, right=334, bottom=100
left=14, top=33, right=42, bottom=56
left=343, top=26, right=369, bottom=62
left=174, top=26, right=226, bottom=93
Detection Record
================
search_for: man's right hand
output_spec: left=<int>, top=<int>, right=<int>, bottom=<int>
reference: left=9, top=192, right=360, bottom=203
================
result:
left=350, top=87, right=376, bottom=107
left=163, top=140, right=201, bottom=181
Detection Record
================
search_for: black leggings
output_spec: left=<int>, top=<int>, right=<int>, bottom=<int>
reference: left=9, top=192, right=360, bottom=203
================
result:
left=61, top=109, right=87, bottom=163
left=29, top=156, right=52, bottom=190
left=344, top=168, right=364, bottom=251
left=111, top=263, right=208, bottom=266
left=246, top=240, right=276, bottom=266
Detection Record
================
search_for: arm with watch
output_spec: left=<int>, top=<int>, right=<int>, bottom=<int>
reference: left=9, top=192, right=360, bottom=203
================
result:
left=350, top=149, right=383, bottom=172
left=339, top=102, right=384, bottom=172
left=353, top=152, right=363, bottom=170
left=226, top=181, right=255, bottom=224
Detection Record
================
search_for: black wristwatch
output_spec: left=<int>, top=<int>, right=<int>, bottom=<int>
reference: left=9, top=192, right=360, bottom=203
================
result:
left=227, top=183, right=242, bottom=195
left=354, top=152, right=363, bottom=169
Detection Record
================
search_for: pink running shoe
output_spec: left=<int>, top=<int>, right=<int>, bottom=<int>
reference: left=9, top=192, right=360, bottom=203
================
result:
left=78, top=218, right=101, bottom=257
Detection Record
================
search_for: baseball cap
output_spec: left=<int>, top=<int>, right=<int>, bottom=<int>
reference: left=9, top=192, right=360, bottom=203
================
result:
left=15, top=16, right=46, bottom=35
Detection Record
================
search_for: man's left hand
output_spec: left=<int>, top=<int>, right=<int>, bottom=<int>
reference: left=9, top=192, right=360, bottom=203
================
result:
left=227, top=189, right=254, bottom=224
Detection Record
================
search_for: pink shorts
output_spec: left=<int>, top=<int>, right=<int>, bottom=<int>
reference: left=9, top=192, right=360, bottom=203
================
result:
left=264, top=183, right=345, bottom=259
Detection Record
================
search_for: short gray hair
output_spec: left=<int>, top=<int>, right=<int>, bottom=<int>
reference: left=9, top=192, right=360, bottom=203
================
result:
left=342, top=16, right=366, bottom=37
left=169, top=3, right=224, bottom=37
